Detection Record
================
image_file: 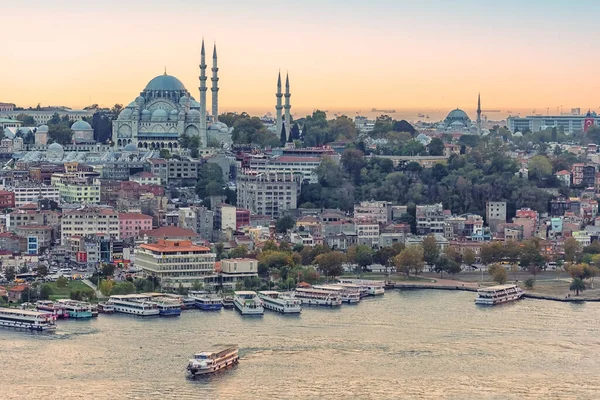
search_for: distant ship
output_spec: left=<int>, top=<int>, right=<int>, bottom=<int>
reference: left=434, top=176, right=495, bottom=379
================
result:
left=418, top=113, right=425, bottom=118
left=371, top=108, right=397, bottom=113
left=482, top=109, right=501, bottom=113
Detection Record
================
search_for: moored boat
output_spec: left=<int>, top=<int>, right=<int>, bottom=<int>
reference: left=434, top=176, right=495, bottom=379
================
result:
left=0, top=307, right=57, bottom=331
left=313, top=284, right=361, bottom=304
left=475, top=284, right=524, bottom=305
left=233, top=291, right=264, bottom=315
left=107, top=295, right=160, bottom=316
left=36, top=300, right=69, bottom=319
left=55, top=299, right=93, bottom=318
left=97, top=302, right=115, bottom=314
left=338, top=279, right=385, bottom=296
left=292, top=288, right=342, bottom=307
left=190, top=293, right=223, bottom=311
left=187, top=345, right=239, bottom=376
left=222, top=296, right=234, bottom=309
left=258, top=291, right=302, bottom=314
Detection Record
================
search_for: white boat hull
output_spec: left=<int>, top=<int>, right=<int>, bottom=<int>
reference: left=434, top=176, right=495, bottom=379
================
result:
left=297, top=298, right=342, bottom=307
left=188, top=355, right=239, bottom=375
left=0, top=319, right=56, bottom=331
left=475, top=293, right=523, bottom=305
left=262, top=301, right=301, bottom=314
left=111, top=305, right=160, bottom=316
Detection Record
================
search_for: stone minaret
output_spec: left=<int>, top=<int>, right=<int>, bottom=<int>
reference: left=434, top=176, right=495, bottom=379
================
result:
left=211, top=43, right=219, bottom=123
left=284, top=73, right=291, bottom=141
left=476, top=93, right=482, bottom=135
left=275, top=72, right=283, bottom=138
left=199, top=40, right=208, bottom=145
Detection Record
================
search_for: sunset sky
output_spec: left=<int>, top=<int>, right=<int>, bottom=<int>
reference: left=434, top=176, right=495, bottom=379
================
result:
left=3, top=0, right=600, bottom=115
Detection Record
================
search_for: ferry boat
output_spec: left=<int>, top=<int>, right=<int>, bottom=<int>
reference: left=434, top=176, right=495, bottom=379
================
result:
left=0, top=307, right=57, bottom=331
left=233, top=291, right=264, bottom=315
left=258, top=291, right=302, bottom=314
left=107, top=295, right=160, bottom=316
left=337, top=282, right=369, bottom=298
left=190, top=293, right=223, bottom=311
left=222, top=296, right=234, bottom=309
left=338, top=279, right=385, bottom=296
left=313, top=284, right=361, bottom=304
left=55, top=299, right=93, bottom=318
left=292, top=288, right=342, bottom=307
left=97, top=302, right=115, bottom=314
left=181, top=297, right=197, bottom=310
left=36, top=300, right=69, bottom=319
left=187, top=345, right=239, bottom=376
left=138, top=293, right=182, bottom=316
left=90, top=304, right=99, bottom=317
left=475, top=284, right=524, bottom=305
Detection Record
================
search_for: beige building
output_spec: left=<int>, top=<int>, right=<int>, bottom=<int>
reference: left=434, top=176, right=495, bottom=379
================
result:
left=220, top=258, right=258, bottom=274
left=61, top=207, right=119, bottom=245
left=136, top=239, right=216, bottom=288
left=236, top=171, right=302, bottom=218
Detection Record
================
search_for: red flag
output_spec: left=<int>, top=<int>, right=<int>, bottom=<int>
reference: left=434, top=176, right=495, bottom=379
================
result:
left=584, top=118, right=595, bottom=133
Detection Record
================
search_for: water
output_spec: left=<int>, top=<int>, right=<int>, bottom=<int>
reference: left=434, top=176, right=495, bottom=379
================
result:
left=2, top=291, right=599, bottom=399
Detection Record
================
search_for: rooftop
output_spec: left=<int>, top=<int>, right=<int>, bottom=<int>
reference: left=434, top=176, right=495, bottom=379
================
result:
left=141, top=226, right=199, bottom=238
left=140, top=239, right=210, bottom=253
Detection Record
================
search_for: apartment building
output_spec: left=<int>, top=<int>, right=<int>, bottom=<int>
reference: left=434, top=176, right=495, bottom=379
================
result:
left=61, top=207, right=119, bottom=245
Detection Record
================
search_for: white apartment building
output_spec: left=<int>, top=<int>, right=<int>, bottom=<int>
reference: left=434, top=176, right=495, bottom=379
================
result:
left=507, top=114, right=600, bottom=135
left=247, top=155, right=321, bottom=183
left=61, top=207, right=120, bottom=245
left=7, top=185, right=61, bottom=206
left=135, top=239, right=216, bottom=288
left=236, top=171, right=302, bottom=219
left=356, top=220, right=380, bottom=247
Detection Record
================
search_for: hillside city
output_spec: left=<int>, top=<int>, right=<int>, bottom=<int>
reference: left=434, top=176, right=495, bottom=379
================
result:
left=1, top=67, right=600, bottom=303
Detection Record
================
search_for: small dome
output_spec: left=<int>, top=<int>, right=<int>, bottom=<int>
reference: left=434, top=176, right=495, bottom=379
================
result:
left=48, top=142, right=63, bottom=150
left=135, top=96, right=145, bottom=103
left=144, top=74, right=186, bottom=91
left=447, top=109, right=469, bottom=120
left=142, top=109, right=151, bottom=115
left=179, top=96, right=189, bottom=105
left=38, top=125, right=49, bottom=132
left=123, top=143, right=138, bottom=152
left=187, top=109, right=201, bottom=121
left=170, top=109, right=179, bottom=115
left=513, top=131, right=523, bottom=137
left=152, top=109, right=168, bottom=121
left=71, top=120, right=93, bottom=131
left=118, top=109, right=133, bottom=120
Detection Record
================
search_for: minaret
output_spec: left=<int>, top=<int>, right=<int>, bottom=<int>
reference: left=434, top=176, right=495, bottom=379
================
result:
left=275, top=72, right=283, bottom=138
left=211, top=43, right=219, bottom=123
left=476, top=93, right=482, bottom=135
left=199, top=40, right=208, bottom=146
left=284, top=73, right=291, bottom=141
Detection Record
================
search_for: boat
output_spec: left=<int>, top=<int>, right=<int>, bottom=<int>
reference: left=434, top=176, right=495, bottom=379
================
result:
left=181, top=297, right=197, bottom=310
left=258, top=291, right=302, bottom=314
left=292, top=288, right=342, bottom=307
left=338, top=279, right=385, bottom=296
left=35, top=300, right=69, bottom=319
left=97, top=302, right=115, bottom=314
left=313, top=284, right=361, bottom=304
left=222, top=296, right=234, bottom=309
left=190, top=293, right=223, bottom=311
left=156, top=301, right=181, bottom=316
left=187, top=345, right=239, bottom=376
left=55, top=299, right=93, bottom=318
left=90, top=304, right=99, bottom=317
left=337, top=283, right=369, bottom=298
left=475, top=284, right=524, bottom=305
left=0, top=307, right=57, bottom=331
left=233, top=291, right=264, bottom=315
left=107, top=295, right=160, bottom=316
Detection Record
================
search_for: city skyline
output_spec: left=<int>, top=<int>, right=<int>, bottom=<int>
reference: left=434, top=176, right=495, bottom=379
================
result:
left=3, top=0, right=600, bottom=112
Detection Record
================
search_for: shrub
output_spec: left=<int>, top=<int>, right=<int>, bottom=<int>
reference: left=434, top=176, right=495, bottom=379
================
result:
left=523, top=278, right=535, bottom=289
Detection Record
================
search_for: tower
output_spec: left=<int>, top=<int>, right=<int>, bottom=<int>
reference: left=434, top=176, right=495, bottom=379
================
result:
left=211, top=43, right=219, bottom=123
left=199, top=40, right=208, bottom=145
left=476, top=93, right=482, bottom=135
left=275, top=72, right=283, bottom=138
left=284, top=73, right=291, bottom=141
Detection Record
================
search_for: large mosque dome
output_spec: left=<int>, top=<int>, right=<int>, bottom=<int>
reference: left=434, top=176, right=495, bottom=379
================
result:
left=144, top=74, right=186, bottom=91
left=71, top=120, right=93, bottom=131
left=444, top=108, right=471, bottom=129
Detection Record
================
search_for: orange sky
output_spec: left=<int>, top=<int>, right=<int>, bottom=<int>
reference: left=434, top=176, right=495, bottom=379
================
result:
left=3, top=1, right=600, bottom=115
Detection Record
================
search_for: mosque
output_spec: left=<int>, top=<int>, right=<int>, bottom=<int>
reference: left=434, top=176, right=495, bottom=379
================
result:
left=436, top=94, right=485, bottom=135
left=112, top=40, right=232, bottom=152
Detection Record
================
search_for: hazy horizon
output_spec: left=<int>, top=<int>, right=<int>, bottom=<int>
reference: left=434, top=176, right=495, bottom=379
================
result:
left=3, top=0, right=600, bottom=113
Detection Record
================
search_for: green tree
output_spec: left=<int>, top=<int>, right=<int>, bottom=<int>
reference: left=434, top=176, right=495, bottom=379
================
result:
left=215, top=242, right=225, bottom=260
left=341, top=149, right=367, bottom=185
left=4, top=266, right=15, bottom=282
left=229, top=245, right=249, bottom=259
left=570, top=278, right=586, bottom=296
left=16, top=113, right=36, bottom=126
left=427, top=138, right=445, bottom=156
left=99, top=280, right=115, bottom=296
left=422, top=234, right=440, bottom=266
left=56, top=276, right=68, bottom=288
left=528, top=155, right=553, bottom=182
left=347, top=245, right=374, bottom=274
left=488, top=263, right=508, bottom=284
left=393, top=246, right=424, bottom=277
left=523, top=278, right=535, bottom=289
left=110, top=282, right=136, bottom=295
left=314, top=251, right=345, bottom=278
left=196, top=163, right=225, bottom=199
left=39, top=284, right=53, bottom=300
left=36, top=264, right=48, bottom=277
left=159, top=148, right=171, bottom=159
left=102, top=264, right=116, bottom=277
left=463, top=248, right=476, bottom=265
left=329, top=115, right=358, bottom=141
left=276, top=215, right=296, bottom=233
left=563, top=237, right=580, bottom=263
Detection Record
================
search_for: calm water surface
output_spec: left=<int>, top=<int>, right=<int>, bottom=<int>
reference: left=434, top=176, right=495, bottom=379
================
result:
left=2, top=291, right=599, bottom=400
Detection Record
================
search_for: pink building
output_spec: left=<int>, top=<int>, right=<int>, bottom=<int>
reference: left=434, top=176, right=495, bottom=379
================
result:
left=513, top=208, right=539, bottom=239
left=119, top=213, right=153, bottom=239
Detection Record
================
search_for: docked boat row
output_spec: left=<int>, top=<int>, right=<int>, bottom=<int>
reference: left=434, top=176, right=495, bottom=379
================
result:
left=36, top=299, right=93, bottom=319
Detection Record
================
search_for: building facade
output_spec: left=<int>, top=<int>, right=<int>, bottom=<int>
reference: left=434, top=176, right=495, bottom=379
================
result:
left=236, top=171, right=302, bottom=218
left=61, top=207, right=120, bottom=245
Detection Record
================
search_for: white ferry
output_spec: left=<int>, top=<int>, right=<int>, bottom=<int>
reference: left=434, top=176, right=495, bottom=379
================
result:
left=138, top=293, right=181, bottom=316
left=337, top=282, right=369, bottom=298
left=189, top=293, right=223, bottom=311
left=475, top=284, right=524, bottom=305
left=36, top=300, right=69, bottom=319
left=233, top=291, right=264, bottom=315
left=107, top=294, right=160, bottom=316
left=222, top=296, right=235, bottom=309
left=97, top=302, right=115, bottom=314
left=55, top=299, right=93, bottom=318
left=292, top=288, right=342, bottom=307
left=187, top=345, right=239, bottom=376
left=0, top=307, right=57, bottom=331
left=338, top=279, right=385, bottom=296
left=258, top=291, right=302, bottom=314
left=313, top=284, right=361, bottom=304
